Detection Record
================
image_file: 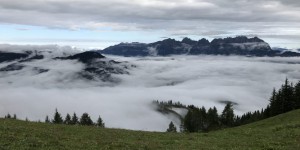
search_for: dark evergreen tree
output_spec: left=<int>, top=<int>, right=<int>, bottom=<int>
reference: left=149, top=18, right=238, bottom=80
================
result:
left=281, top=78, right=294, bottom=112
left=183, top=109, right=194, bottom=132
left=263, top=105, right=271, bottom=119
left=269, top=88, right=279, bottom=116
left=71, top=113, right=79, bottom=125
left=207, top=107, right=219, bottom=130
left=13, top=114, right=17, bottom=119
left=183, top=106, right=207, bottom=132
left=96, top=115, right=105, bottom=127
left=80, top=113, right=93, bottom=126
left=221, top=103, right=234, bottom=127
left=294, top=81, right=300, bottom=109
left=199, top=106, right=208, bottom=131
left=64, top=113, right=72, bottom=125
left=166, top=121, right=177, bottom=132
left=45, top=115, right=50, bottom=123
left=5, top=113, right=11, bottom=119
left=52, top=109, right=63, bottom=124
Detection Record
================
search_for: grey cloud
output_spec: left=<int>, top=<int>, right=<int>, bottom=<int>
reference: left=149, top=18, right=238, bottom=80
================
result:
left=0, top=0, right=299, bottom=44
left=0, top=0, right=299, bottom=27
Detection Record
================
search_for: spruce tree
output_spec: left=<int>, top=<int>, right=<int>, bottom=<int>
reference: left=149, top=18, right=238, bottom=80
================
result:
left=294, top=81, right=300, bottom=109
left=52, top=109, right=63, bottom=124
left=45, top=115, right=50, bottom=123
left=282, top=78, right=294, bottom=112
left=5, top=113, right=11, bottom=119
left=207, top=107, right=219, bottom=130
left=166, top=121, right=177, bottom=132
left=221, top=103, right=234, bottom=127
left=200, top=106, right=207, bottom=131
left=80, top=113, right=93, bottom=126
left=71, top=113, right=79, bottom=125
left=183, top=110, right=193, bottom=132
left=269, top=88, right=278, bottom=116
left=64, top=113, right=72, bottom=125
left=183, top=106, right=203, bottom=132
left=96, top=115, right=105, bottom=127
left=13, top=114, right=17, bottom=119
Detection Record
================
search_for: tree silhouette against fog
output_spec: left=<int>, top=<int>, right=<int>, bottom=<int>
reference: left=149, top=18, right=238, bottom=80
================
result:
left=71, top=113, right=79, bottom=125
left=166, top=121, right=177, bottom=132
left=80, top=113, right=94, bottom=126
left=96, top=115, right=105, bottom=128
left=52, top=108, right=63, bottom=124
left=64, top=113, right=72, bottom=125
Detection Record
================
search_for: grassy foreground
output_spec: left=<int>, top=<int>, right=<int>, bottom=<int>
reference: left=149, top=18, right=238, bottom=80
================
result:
left=1, top=110, right=300, bottom=150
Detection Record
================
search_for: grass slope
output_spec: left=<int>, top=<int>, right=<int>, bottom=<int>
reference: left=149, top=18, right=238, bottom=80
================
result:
left=1, top=110, right=300, bottom=150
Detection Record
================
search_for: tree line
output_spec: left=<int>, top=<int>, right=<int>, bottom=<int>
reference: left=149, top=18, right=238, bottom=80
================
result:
left=178, top=103, right=234, bottom=132
left=236, top=78, right=300, bottom=126
left=165, top=102, right=235, bottom=133
left=3, top=109, right=105, bottom=128
left=166, top=79, right=300, bottom=133
left=46, top=109, right=105, bottom=127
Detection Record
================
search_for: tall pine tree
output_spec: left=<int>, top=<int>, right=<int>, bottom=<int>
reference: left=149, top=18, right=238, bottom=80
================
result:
left=166, top=121, right=177, bottom=132
left=64, top=113, right=72, bottom=125
left=96, top=115, right=105, bottom=127
left=221, top=103, right=234, bottom=127
left=45, top=115, right=50, bottom=123
left=207, top=107, right=219, bottom=130
left=80, top=113, right=93, bottom=126
left=71, top=113, right=79, bottom=125
left=294, top=81, right=300, bottom=109
left=52, top=109, right=63, bottom=124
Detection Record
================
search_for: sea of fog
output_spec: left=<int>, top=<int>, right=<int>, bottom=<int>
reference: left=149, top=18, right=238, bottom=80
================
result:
left=1, top=50, right=300, bottom=131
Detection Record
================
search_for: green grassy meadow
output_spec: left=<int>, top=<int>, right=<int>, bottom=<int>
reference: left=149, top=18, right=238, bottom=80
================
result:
left=1, top=109, right=300, bottom=150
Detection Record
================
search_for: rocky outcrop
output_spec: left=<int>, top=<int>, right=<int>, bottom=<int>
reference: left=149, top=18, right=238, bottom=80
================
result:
left=100, top=36, right=300, bottom=57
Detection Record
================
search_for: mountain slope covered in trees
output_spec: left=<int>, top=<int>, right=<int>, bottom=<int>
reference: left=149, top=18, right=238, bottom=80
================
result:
left=1, top=109, right=300, bottom=149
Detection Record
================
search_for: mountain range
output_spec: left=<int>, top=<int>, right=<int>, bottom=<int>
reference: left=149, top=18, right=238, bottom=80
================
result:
left=100, top=36, right=300, bottom=57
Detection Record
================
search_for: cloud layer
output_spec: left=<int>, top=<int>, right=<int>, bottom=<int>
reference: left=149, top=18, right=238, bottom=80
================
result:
left=1, top=45, right=300, bottom=131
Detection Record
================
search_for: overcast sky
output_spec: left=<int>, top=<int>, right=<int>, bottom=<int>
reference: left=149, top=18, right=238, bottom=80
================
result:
left=0, top=0, right=300, bottom=49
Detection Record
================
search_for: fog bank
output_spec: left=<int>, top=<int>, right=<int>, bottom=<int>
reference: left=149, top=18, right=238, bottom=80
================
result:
left=1, top=51, right=300, bottom=131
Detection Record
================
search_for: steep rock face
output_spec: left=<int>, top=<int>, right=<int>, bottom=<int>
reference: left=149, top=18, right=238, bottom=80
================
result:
left=181, top=37, right=198, bottom=45
left=58, top=51, right=130, bottom=81
left=206, top=36, right=272, bottom=56
left=99, top=36, right=299, bottom=57
left=59, top=51, right=106, bottom=63
left=280, top=51, right=300, bottom=57
left=148, top=38, right=188, bottom=56
left=0, top=52, right=29, bottom=63
left=101, top=43, right=148, bottom=56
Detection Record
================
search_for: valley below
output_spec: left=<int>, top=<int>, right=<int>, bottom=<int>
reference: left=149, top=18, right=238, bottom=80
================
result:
left=1, top=46, right=300, bottom=131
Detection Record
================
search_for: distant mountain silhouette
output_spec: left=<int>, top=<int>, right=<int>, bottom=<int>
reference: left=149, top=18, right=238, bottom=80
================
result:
left=57, top=51, right=106, bottom=63
left=0, top=50, right=130, bottom=81
left=100, top=36, right=300, bottom=57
